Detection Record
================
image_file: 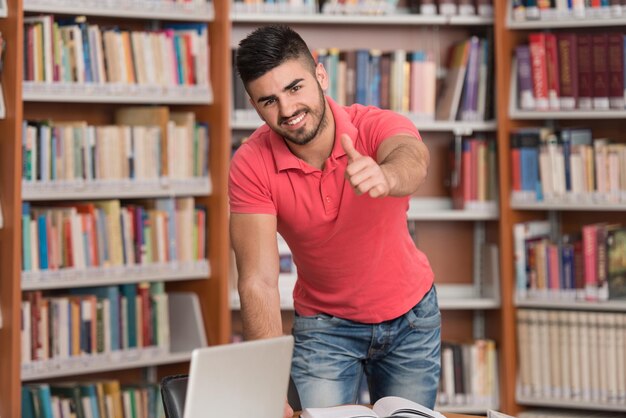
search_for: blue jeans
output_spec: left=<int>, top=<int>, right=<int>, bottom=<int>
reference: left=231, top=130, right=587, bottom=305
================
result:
left=291, top=286, right=441, bottom=409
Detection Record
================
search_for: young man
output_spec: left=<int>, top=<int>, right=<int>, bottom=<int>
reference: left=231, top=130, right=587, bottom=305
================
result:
left=229, top=25, right=440, bottom=417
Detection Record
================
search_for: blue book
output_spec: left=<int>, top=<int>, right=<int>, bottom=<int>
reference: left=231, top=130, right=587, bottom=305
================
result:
left=37, top=214, right=49, bottom=270
left=36, top=384, right=54, bottom=418
left=120, top=284, right=137, bottom=348
left=368, top=50, right=382, bottom=108
left=21, top=386, right=36, bottom=418
left=22, top=203, right=32, bottom=271
left=70, top=286, right=121, bottom=351
left=79, top=383, right=100, bottom=418
left=354, top=49, right=370, bottom=105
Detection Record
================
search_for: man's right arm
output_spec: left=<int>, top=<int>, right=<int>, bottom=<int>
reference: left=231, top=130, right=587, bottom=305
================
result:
left=230, top=212, right=283, bottom=340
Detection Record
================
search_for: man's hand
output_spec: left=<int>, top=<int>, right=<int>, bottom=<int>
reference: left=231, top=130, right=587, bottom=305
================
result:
left=284, top=400, right=294, bottom=418
left=341, top=133, right=392, bottom=198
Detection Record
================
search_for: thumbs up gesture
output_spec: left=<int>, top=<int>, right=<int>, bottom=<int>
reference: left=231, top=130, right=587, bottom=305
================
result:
left=341, top=133, right=391, bottom=198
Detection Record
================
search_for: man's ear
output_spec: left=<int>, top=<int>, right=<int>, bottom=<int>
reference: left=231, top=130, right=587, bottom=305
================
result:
left=315, top=63, right=329, bottom=91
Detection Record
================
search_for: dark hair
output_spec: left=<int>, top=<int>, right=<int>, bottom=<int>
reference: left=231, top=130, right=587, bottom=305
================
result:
left=236, top=25, right=317, bottom=85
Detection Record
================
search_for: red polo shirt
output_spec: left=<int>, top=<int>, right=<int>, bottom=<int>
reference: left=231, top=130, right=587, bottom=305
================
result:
left=229, top=97, right=434, bottom=323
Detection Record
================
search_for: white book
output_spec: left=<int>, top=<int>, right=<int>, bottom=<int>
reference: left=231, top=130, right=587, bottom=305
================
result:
left=616, top=314, right=626, bottom=403
left=605, top=313, right=619, bottom=403
left=548, top=310, right=562, bottom=398
left=537, top=310, right=551, bottom=398
left=578, top=312, right=592, bottom=402
left=513, top=221, right=551, bottom=300
left=21, top=300, right=32, bottom=364
left=556, top=311, right=570, bottom=399
left=588, top=313, right=601, bottom=401
left=568, top=311, right=581, bottom=401
left=516, top=310, right=531, bottom=397
left=597, top=313, right=608, bottom=402
left=527, top=310, right=542, bottom=397
left=301, top=396, right=445, bottom=418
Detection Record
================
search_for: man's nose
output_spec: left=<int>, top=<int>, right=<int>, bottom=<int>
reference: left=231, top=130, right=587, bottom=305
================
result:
left=278, top=97, right=298, bottom=118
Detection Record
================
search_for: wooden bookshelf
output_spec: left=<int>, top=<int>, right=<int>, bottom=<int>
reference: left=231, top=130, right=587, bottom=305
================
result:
left=0, top=1, right=25, bottom=416
left=0, top=1, right=231, bottom=416
left=496, top=0, right=626, bottom=415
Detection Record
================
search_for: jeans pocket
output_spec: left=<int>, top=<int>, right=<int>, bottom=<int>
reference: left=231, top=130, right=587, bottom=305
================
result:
left=404, top=286, right=441, bottom=330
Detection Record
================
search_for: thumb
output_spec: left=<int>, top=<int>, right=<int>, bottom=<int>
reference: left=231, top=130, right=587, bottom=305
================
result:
left=341, top=134, right=361, bottom=162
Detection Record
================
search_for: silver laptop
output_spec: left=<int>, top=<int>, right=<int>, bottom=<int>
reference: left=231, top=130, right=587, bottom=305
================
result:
left=183, top=335, right=295, bottom=418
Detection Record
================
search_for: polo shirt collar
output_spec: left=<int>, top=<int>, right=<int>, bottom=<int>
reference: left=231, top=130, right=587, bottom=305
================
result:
left=269, top=97, right=359, bottom=173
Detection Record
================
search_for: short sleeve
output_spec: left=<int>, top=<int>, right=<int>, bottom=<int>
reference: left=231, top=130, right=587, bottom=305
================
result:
left=357, top=108, right=422, bottom=157
left=228, top=142, right=277, bottom=215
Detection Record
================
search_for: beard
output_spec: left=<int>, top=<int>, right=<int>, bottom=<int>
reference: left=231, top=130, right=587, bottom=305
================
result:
left=278, top=85, right=328, bottom=146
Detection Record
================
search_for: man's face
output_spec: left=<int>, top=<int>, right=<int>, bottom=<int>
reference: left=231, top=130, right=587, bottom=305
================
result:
left=247, top=58, right=329, bottom=146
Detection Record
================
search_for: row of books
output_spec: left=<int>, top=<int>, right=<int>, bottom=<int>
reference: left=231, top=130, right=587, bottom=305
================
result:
left=22, top=282, right=169, bottom=364
left=22, top=109, right=209, bottom=183
left=233, top=0, right=493, bottom=17
left=23, top=15, right=209, bottom=87
left=513, top=220, right=626, bottom=302
left=412, top=0, right=493, bottom=17
left=438, top=339, right=498, bottom=407
left=515, top=31, right=626, bottom=112
left=517, top=309, right=626, bottom=405
left=511, top=0, right=626, bottom=21
left=232, top=0, right=317, bottom=14
left=21, top=197, right=206, bottom=272
left=448, top=136, right=498, bottom=209
left=22, top=379, right=164, bottom=418
left=510, top=127, right=626, bottom=203
left=232, top=35, right=493, bottom=122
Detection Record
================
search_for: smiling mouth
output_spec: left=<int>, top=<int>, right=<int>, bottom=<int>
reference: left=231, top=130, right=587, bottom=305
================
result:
left=282, top=112, right=306, bottom=126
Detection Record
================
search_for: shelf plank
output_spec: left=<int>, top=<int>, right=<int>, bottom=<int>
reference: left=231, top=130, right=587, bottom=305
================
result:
left=231, top=291, right=501, bottom=311
left=510, top=197, right=626, bottom=211
left=22, top=260, right=210, bottom=290
left=408, top=198, right=499, bottom=221
left=509, top=108, right=626, bottom=120
left=23, top=82, right=213, bottom=104
left=23, top=0, right=214, bottom=21
left=515, top=298, right=626, bottom=312
left=437, top=404, right=498, bottom=414
left=21, top=348, right=192, bottom=381
left=232, top=115, right=498, bottom=134
left=507, top=15, right=626, bottom=29
left=22, top=178, right=212, bottom=201
left=232, top=11, right=493, bottom=26
left=516, top=395, right=626, bottom=412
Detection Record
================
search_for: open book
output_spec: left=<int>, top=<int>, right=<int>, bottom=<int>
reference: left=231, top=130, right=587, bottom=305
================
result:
left=300, top=396, right=446, bottom=418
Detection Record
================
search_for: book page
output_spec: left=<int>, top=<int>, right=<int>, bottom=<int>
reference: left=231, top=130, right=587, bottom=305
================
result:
left=372, top=396, right=445, bottom=418
left=300, top=404, right=378, bottom=418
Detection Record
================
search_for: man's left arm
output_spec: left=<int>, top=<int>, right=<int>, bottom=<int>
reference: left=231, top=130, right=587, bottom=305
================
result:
left=342, top=133, right=430, bottom=198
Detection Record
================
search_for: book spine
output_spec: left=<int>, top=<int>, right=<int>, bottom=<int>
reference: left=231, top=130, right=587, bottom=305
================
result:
left=608, top=33, right=625, bottom=109
left=592, top=33, right=610, bottom=110
left=577, top=34, right=594, bottom=110
left=529, top=33, right=549, bottom=111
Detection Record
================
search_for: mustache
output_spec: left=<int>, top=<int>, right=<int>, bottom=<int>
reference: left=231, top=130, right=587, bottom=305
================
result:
left=279, top=109, right=307, bottom=124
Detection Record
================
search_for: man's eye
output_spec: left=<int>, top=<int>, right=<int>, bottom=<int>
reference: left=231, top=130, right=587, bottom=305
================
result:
left=264, top=99, right=276, bottom=106
left=291, top=85, right=301, bottom=92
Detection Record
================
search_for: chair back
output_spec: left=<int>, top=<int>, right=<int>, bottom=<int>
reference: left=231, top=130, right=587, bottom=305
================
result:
left=160, top=374, right=189, bottom=418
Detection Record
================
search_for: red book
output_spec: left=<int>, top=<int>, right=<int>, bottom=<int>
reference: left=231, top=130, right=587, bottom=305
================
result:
left=591, top=33, right=609, bottom=110
left=582, top=223, right=601, bottom=301
left=511, top=147, right=522, bottom=192
left=608, top=33, right=625, bottom=109
left=577, top=34, right=594, bottom=110
left=528, top=33, right=549, bottom=110
left=544, top=33, right=560, bottom=110
left=556, top=33, right=578, bottom=110
left=75, top=203, right=100, bottom=267
left=137, top=282, right=153, bottom=347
